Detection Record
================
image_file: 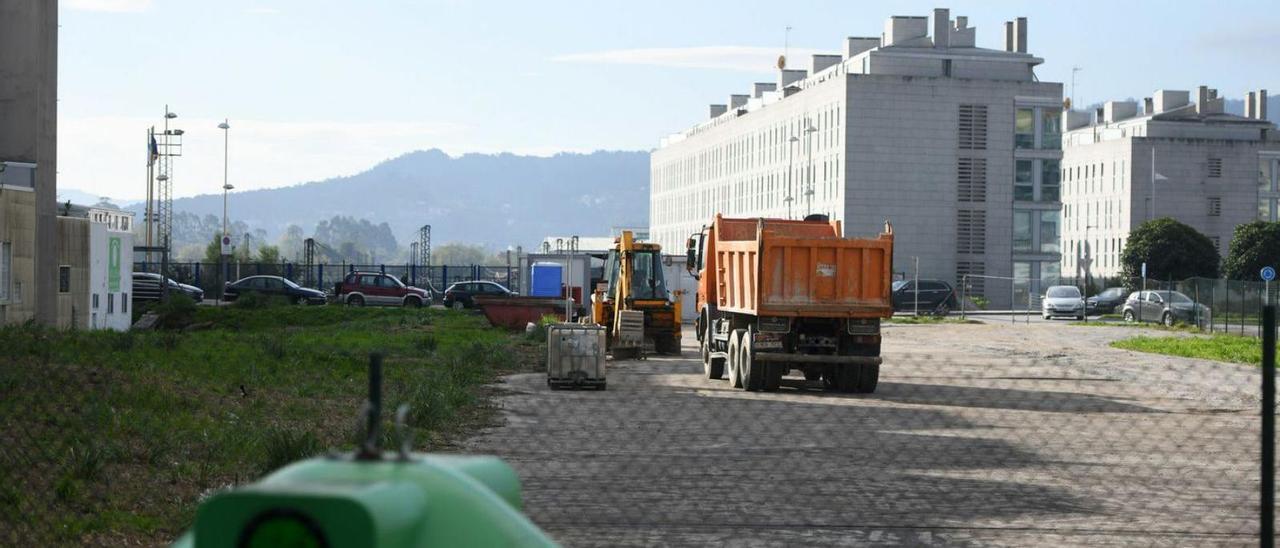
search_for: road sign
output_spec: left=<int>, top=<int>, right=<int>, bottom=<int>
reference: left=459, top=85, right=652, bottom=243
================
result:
left=1141, top=262, right=1147, bottom=279
left=1263, top=266, right=1276, bottom=282
left=221, top=234, right=232, bottom=256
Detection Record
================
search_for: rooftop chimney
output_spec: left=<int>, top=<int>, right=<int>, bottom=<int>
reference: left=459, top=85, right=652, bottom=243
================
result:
left=1003, top=21, right=1014, bottom=52
left=752, top=82, right=776, bottom=99
left=1246, top=92, right=1258, bottom=119
left=1104, top=101, right=1138, bottom=123
left=1153, top=89, right=1190, bottom=113
left=1196, top=85, right=1224, bottom=114
left=811, top=54, right=842, bottom=74
left=728, top=94, right=748, bottom=110
left=933, top=8, right=950, bottom=48
left=1260, top=89, right=1269, bottom=121
left=883, top=15, right=929, bottom=47
left=709, top=104, right=727, bottom=118
left=1143, top=97, right=1153, bottom=115
left=844, top=37, right=879, bottom=59
left=1014, top=17, right=1027, bottom=53
left=779, top=69, right=806, bottom=89
left=950, top=16, right=976, bottom=47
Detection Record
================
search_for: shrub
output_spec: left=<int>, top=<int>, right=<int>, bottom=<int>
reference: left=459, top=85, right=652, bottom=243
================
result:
left=259, top=428, right=322, bottom=475
left=153, top=294, right=197, bottom=330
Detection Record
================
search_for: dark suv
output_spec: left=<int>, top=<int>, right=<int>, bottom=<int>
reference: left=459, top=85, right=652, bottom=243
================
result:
left=443, top=281, right=514, bottom=310
left=891, top=279, right=958, bottom=315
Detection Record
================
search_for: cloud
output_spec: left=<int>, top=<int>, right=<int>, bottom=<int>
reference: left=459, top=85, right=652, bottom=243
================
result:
left=246, top=7, right=281, bottom=15
left=57, top=116, right=467, bottom=201
left=66, top=0, right=152, bottom=12
left=551, top=46, right=823, bottom=73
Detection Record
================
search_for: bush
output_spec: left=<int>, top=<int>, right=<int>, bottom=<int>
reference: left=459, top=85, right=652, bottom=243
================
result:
left=152, top=294, right=197, bottom=330
left=1223, top=221, right=1280, bottom=280
left=1120, top=218, right=1219, bottom=281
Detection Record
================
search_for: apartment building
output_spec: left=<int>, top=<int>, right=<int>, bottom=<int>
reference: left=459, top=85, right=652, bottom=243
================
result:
left=1061, top=87, right=1279, bottom=279
left=650, top=8, right=1063, bottom=306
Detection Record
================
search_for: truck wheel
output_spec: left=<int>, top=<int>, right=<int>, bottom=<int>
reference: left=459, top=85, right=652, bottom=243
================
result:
left=742, top=326, right=763, bottom=392
left=804, top=370, right=822, bottom=382
left=762, top=362, right=783, bottom=392
left=727, top=331, right=743, bottom=388
left=701, top=337, right=724, bottom=380
left=856, top=363, right=880, bottom=394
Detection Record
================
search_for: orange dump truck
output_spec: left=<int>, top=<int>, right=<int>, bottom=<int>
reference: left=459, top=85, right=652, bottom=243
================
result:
left=686, top=214, right=893, bottom=393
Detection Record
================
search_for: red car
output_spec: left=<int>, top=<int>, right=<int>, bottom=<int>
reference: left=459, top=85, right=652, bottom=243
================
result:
left=336, top=271, right=431, bottom=308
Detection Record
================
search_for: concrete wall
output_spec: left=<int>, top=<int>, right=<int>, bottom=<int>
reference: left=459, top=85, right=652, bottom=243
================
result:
left=56, top=216, right=89, bottom=329
left=88, top=223, right=133, bottom=331
left=0, top=188, right=37, bottom=323
left=0, top=1, right=59, bottom=325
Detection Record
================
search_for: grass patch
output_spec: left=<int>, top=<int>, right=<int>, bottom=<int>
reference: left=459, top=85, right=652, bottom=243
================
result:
left=1110, top=334, right=1273, bottom=365
left=886, top=316, right=981, bottom=325
left=1070, top=320, right=1200, bottom=333
left=0, top=306, right=539, bottom=545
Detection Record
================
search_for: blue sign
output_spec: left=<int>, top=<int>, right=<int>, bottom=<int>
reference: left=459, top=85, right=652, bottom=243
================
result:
left=1263, top=266, right=1276, bottom=282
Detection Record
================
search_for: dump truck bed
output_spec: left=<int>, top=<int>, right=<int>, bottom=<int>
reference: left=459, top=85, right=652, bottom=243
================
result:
left=712, top=216, right=893, bottom=318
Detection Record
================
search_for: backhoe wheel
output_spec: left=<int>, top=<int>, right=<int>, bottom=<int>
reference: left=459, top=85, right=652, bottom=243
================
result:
left=702, top=337, right=724, bottom=380
left=742, top=326, right=763, bottom=392
left=727, top=331, right=743, bottom=388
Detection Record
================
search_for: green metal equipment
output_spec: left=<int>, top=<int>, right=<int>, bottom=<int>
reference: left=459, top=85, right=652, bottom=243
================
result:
left=173, top=354, right=558, bottom=548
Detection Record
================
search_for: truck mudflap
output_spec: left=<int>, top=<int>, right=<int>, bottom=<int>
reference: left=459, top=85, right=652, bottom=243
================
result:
left=752, top=352, right=882, bottom=365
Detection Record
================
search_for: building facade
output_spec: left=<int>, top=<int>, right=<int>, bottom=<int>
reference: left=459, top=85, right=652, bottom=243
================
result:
left=650, top=9, right=1062, bottom=307
left=1061, top=87, right=1279, bottom=280
left=0, top=162, right=38, bottom=323
left=57, top=205, right=135, bottom=331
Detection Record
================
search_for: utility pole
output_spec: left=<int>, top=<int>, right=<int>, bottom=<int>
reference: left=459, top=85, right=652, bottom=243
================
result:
left=785, top=134, right=798, bottom=219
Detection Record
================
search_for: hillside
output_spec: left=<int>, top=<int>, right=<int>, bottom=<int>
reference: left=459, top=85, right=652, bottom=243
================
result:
left=135, top=149, right=651, bottom=250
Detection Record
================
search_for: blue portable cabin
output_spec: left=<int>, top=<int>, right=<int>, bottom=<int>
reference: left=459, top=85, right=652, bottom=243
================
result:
left=529, top=262, right=563, bottom=297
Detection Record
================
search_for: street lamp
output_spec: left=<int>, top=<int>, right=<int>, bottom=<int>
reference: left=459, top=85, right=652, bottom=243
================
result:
left=1081, top=224, right=1097, bottom=315
left=218, top=119, right=232, bottom=302
left=803, top=121, right=817, bottom=216
left=785, top=135, right=799, bottom=219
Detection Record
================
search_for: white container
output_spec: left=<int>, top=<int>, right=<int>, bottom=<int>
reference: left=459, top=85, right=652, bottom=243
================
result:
left=547, top=323, right=606, bottom=390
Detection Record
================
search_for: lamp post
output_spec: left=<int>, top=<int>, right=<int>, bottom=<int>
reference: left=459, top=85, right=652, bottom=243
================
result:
left=803, top=121, right=817, bottom=217
left=785, top=135, right=799, bottom=219
left=1082, top=224, right=1096, bottom=316
left=218, top=119, right=232, bottom=302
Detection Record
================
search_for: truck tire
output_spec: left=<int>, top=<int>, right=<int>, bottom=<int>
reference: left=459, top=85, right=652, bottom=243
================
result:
left=727, top=330, right=743, bottom=388
left=702, top=337, right=724, bottom=380
left=763, top=362, right=783, bottom=392
left=855, top=363, right=880, bottom=394
left=741, top=326, right=763, bottom=392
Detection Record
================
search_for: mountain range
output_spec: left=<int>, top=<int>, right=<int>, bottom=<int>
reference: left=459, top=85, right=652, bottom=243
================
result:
left=118, top=149, right=651, bottom=251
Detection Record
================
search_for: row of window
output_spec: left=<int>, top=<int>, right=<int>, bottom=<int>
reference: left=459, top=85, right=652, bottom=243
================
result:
left=1260, top=158, right=1280, bottom=221
left=1014, top=108, right=1061, bottom=150
left=1013, top=210, right=1060, bottom=254
left=91, top=292, right=128, bottom=315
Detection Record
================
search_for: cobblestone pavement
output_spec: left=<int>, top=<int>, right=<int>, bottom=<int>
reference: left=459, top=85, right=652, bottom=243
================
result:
left=466, top=322, right=1265, bottom=547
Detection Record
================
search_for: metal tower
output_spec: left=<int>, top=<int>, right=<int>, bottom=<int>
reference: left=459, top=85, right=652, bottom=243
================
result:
left=417, top=225, right=431, bottom=267
left=303, top=238, right=316, bottom=285
left=154, top=105, right=183, bottom=255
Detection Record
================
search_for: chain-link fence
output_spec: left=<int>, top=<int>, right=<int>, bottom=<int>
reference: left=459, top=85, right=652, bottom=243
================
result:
left=134, top=261, right=521, bottom=297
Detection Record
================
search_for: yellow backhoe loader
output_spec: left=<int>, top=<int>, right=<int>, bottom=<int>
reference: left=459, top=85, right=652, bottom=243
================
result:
left=591, top=231, right=681, bottom=359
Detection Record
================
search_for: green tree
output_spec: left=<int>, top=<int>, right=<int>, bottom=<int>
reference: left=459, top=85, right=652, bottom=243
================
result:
left=1222, top=221, right=1280, bottom=280
left=257, top=245, right=281, bottom=265
left=432, top=243, right=489, bottom=265
left=204, top=233, right=222, bottom=264
left=1120, top=217, right=1219, bottom=281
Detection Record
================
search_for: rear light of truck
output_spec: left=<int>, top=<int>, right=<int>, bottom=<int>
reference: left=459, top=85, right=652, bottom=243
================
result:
left=847, top=318, right=880, bottom=335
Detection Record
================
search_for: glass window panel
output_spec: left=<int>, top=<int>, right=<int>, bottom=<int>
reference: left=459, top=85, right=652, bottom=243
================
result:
left=1040, top=110, right=1061, bottom=149
left=1015, top=160, right=1035, bottom=201
left=1039, top=211, right=1060, bottom=254
left=1041, top=159, right=1061, bottom=202
left=1041, top=260, right=1061, bottom=284
left=1260, top=199, right=1272, bottom=221
left=1263, top=159, right=1275, bottom=193
left=1015, top=108, right=1035, bottom=149
left=1013, top=211, right=1033, bottom=252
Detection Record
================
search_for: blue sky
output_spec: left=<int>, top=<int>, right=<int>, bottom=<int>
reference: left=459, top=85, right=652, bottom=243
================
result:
left=59, top=0, right=1280, bottom=201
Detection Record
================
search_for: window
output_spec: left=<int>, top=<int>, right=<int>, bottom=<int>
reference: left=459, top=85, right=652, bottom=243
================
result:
left=1040, top=109, right=1061, bottom=149
left=1013, top=211, right=1033, bottom=252
left=1207, top=157, right=1223, bottom=178
left=1261, top=199, right=1273, bottom=221
left=1015, top=108, right=1035, bottom=149
left=123, top=293, right=128, bottom=314
left=958, top=104, right=989, bottom=150
left=92, top=293, right=99, bottom=309
left=108, top=293, right=114, bottom=314
left=59, top=266, right=70, bottom=293
left=1041, top=160, right=1061, bottom=202
left=1262, top=159, right=1275, bottom=192
left=1014, top=160, right=1034, bottom=201
left=0, top=162, right=36, bottom=189
left=0, top=242, right=10, bottom=302
left=1039, top=211, right=1060, bottom=253
left=1208, top=197, right=1222, bottom=216
left=957, top=158, right=987, bottom=202
left=956, top=210, right=986, bottom=254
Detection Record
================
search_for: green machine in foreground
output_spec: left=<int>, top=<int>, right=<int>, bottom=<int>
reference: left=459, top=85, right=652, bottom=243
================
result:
left=173, top=355, right=558, bottom=548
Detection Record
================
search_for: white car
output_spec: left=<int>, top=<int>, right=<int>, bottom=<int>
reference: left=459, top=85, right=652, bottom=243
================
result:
left=1042, top=285, right=1085, bottom=320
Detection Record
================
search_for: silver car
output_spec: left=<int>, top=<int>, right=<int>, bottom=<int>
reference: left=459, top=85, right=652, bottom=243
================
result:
left=1042, top=285, right=1085, bottom=321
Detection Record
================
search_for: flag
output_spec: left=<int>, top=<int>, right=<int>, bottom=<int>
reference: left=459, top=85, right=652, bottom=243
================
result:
left=148, top=133, right=159, bottom=166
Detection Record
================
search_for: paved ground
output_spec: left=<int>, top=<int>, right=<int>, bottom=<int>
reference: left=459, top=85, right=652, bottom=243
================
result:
left=465, top=322, right=1267, bottom=547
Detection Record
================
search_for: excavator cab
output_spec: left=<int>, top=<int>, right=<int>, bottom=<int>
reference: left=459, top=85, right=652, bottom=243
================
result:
left=591, top=231, right=682, bottom=358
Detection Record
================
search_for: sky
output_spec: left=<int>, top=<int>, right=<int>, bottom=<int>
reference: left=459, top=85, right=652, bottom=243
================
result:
left=58, top=0, right=1280, bottom=202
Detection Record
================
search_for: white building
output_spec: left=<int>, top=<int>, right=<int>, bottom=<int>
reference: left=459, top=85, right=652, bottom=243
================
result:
left=1061, top=87, right=1279, bottom=279
left=57, top=204, right=134, bottom=330
left=650, top=9, right=1063, bottom=306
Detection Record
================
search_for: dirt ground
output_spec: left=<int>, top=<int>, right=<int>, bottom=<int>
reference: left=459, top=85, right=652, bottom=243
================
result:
left=465, top=321, right=1267, bottom=547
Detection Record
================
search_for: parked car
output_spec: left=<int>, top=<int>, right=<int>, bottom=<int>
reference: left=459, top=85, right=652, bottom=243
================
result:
left=224, top=275, right=327, bottom=305
left=442, top=280, right=514, bottom=310
left=132, top=272, right=204, bottom=303
left=1086, top=287, right=1128, bottom=315
left=890, top=279, right=957, bottom=315
left=1042, top=285, right=1085, bottom=320
left=335, top=271, right=431, bottom=307
left=1122, top=290, right=1210, bottom=327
